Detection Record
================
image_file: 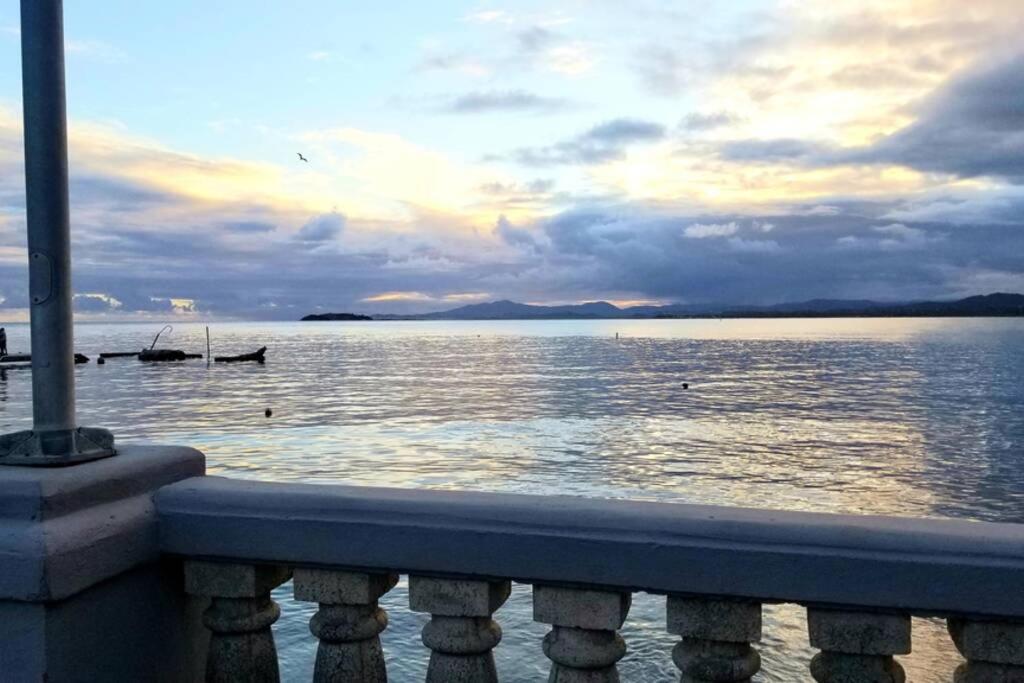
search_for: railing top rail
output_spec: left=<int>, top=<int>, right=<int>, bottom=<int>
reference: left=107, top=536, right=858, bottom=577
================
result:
left=157, top=476, right=1024, bottom=619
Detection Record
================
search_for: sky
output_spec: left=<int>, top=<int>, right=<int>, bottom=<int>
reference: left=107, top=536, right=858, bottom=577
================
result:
left=0, top=0, right=1023, bottom=319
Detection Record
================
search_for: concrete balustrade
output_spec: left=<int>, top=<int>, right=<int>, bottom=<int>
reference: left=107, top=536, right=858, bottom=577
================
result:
left=7, top=459, right=1024, bottom=680
left=533, top=585, right=631, bottom=682
left=151, top=475, right=1024, bottom=681
left=293, top=569, right=399, bottom=683
left=409, top=576, right=511, bottom=682
left=807, top=608, right=911, bottom=683
left=184, top=560, right=292, bottom=683
left=948, top=618, right=1024, bottom=682
left=667, top=597, right=762, bottom=682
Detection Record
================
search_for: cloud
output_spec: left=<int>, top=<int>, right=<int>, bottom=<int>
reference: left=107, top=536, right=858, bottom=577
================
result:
left=295, top=212, right=345, bottom=242
left=849, top=54, right=1024, bottom=183
left=883, top=189, right=1024, bottom=225
left=512, top=26, right=595, bottom=75
left=702, top=53, right=1024, bottom=186
left=441, top=90, right=572, bottom=114
left=495, top=214, right=542, bottom=253
left=727, top=236, right=781, bottom=253
left=418, top=51, right=490, bottom=77
left=872, top=223, right=934, bottom=250
left=361, top=291, right=433, bottom=303
left=224, top=220, right=276, bottom=233
left=513, top=118, right=666, bottom=166
left=543, top=43, right=595, bottom=75
left=716, top=138, right=833, bottom=164
left=73, top=292, right=123, bottom=312
left=632, top=46, right=694, bottom=96
left=516, top=26, right=559, bottom=53
left=684, top=221, right=738, bottom=238
left=680, top=111, right=739, bottom=131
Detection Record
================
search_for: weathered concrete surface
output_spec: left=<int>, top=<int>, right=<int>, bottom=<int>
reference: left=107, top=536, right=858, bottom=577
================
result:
left=157, top=476, right=1024, bottom=618
left=667, top=598, right=761, bottom=642
left=668, top=598, right=762, bottom=682
left=949, top=618, right=1024, bottom=682
left=535, top=586, right=630, bottom=682
left=1, top=445, right=205, bottom=601
left=410, top=578, right=509, bottom=683
left=534, top=586, right=630, bottom=630
left=0, top=445, right=206, bottom=682
left=186, top=561, right=292, bottom=599
left=410, top=576, right=510, bottom=617
left=294, top=570, right=398, bottom=683
left=294, top=568, right=397, bottom=605
left=0, top=550, right=208, bottom=682
left=186, top=561, right=291, bottom=683
left=808, top=609, right=911, bottom=655
left=808, top=610, right=910, bottom=683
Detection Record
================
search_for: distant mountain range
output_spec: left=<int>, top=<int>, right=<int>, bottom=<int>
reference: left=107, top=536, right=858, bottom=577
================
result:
left=303, top=293, right=1024, bottom=321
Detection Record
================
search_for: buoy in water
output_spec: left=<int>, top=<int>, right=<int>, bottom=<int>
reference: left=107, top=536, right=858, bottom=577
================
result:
left=265, top=408, right=273, bottom=418
left=97, top=357, right=105, bottom=365
left=683, top=383, right=689, bottom=390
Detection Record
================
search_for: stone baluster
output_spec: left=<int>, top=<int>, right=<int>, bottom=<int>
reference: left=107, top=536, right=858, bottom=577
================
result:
left=948, top=617, right=1024, bottom=682
left=409, top=576, right=511, bottom=682
left=293, top=568, right=399, bottom=683
left=666, top=597, right=762, bottom=682
left=533, top=585, right=632, bottom=682
left=185, top=561, right=292, bottom=683
left=807, top=608, right=910, bottom=683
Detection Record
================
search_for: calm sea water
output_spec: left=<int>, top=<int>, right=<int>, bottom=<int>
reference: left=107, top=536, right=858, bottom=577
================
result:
left=1, top=318, right=1022, bottom=681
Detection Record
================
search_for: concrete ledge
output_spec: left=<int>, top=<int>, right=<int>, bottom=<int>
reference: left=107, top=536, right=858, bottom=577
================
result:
left=0, top=445, right=205, bottom=601
left=156, top=476, right=1024, bottom=619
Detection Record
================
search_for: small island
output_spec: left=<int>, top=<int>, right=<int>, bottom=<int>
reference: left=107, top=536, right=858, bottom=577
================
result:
left=300, top=313, right=373, bottom=321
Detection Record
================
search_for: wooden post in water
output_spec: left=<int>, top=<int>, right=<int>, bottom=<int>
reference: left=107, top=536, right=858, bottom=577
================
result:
left=206, top=326, right=211, bottom=366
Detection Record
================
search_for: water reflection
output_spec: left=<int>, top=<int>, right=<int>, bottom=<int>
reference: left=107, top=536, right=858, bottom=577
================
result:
left=0, top=318, right=1021, bottom=681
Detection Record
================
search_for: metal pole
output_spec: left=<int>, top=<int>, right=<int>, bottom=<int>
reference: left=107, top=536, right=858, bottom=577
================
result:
left=21, top=0, right=75, bottom=451
left=0, top=0, right=113, bottom=463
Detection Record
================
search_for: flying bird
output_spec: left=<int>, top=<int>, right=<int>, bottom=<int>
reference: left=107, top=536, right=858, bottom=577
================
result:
left=297, top=153, right=309, bottom=162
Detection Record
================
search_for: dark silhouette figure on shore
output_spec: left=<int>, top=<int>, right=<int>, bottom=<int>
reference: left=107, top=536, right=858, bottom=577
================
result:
left=0, top=327, right=7, bottom=357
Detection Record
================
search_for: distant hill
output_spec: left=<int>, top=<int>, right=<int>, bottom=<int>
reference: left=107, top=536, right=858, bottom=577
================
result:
left=381, top=292, right=1024, bottom=320
left=301, top=313, right=373, bottom=321
left=419, top=300, right=622, bottom=320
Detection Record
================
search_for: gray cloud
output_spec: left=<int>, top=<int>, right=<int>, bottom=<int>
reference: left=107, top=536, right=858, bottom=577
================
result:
left=516, top=26, right=559, bottom=54
left=681, top=111, right=739, bottom=131
left=295, top=212, right=344, bottom=242
left=849, top=54, right=1024, bottom=182
left=2, top=183, right=1022, bottom=318
left=716, top=138, right=833, bottom=163
left=442, top=90, right=572, bottom=114
left=224, top=220, right=275, bottom=233
left=495, top=215, right=542, bottom=253
left=513, top=118, right=666, bottom=166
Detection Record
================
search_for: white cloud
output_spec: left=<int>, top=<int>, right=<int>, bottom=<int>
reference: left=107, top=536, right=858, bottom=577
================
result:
left=684, top=221, right=739, bottom=238
left=543, top=43, right=594, bottom=75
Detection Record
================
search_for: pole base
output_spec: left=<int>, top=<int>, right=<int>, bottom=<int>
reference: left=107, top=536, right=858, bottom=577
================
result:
left=0, top=427, right=116, bottom=466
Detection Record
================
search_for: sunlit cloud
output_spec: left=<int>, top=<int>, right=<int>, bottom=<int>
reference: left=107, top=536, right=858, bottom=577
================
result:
left=542, top=43, right=595, bottom=75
